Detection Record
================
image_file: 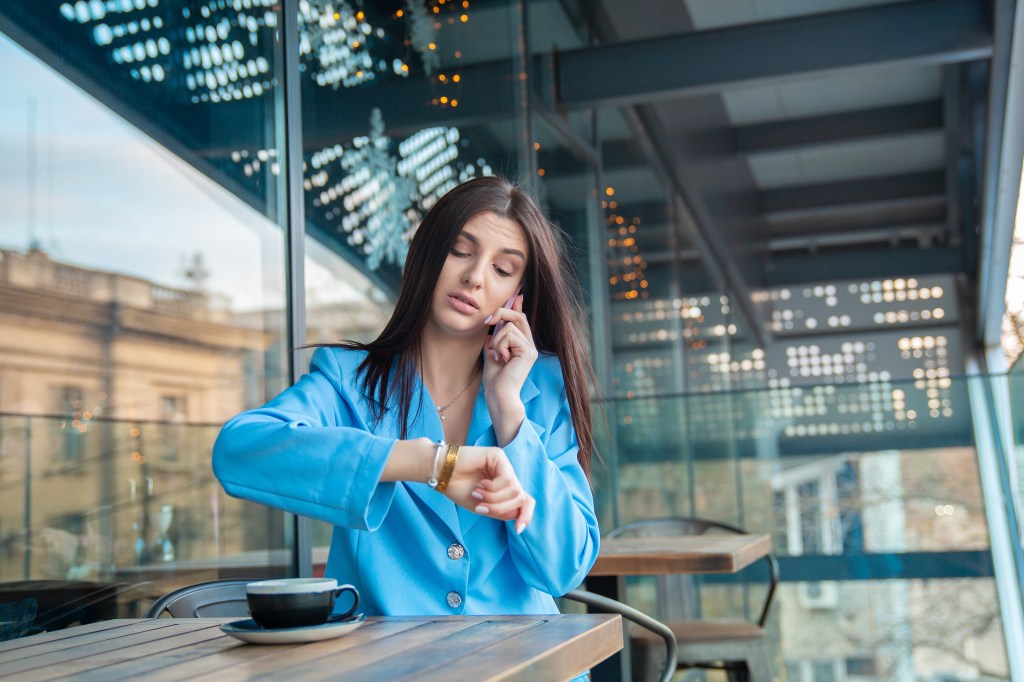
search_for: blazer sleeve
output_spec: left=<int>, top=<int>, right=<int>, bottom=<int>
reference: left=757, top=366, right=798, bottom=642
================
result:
left=500, top=362, right=600, bottom=596
left=212, top=348, right=398, bottom=531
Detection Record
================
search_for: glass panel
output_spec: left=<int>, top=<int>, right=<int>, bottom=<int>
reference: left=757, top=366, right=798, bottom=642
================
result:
left=297, top=0, right=527, bottom=572
left=598, top=372, right=1008, bottom=676
left=776, top=579, right=1007, bottom=680
left=0, top=3, right=290, bottom=635
left=530, top=111, right=604, bottom=523
left=1008, top=367, right=1024, bottom=528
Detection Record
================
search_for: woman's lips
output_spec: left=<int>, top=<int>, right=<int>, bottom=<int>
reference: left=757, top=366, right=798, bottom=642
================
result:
left=448, top=294, right=478, bottom=315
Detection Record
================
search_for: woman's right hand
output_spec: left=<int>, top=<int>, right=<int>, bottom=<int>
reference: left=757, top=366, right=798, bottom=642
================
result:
left=444, top=445, right=535, bottom=534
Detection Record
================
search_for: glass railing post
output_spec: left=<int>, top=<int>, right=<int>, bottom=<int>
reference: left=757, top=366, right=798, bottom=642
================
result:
left=966, top=355, right=1024, bottom=679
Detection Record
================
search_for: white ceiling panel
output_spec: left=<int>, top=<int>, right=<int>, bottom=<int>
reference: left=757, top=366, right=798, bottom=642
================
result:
left=748, top=130, right=945, bottom=188
left=721, top=64, right=943, bottom=125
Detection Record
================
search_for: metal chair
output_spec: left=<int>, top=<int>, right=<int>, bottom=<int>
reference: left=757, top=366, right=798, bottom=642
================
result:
left=607, top=517, right=780, bottom=682
left=144, top=579, right=252, bottom=619
left=563, top=589, right=677, bottom=682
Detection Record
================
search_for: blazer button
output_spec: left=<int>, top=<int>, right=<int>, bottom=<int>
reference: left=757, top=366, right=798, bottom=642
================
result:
left=446, top=591, right=462, bottom=608
left=447, top=543, right=465, bottom=560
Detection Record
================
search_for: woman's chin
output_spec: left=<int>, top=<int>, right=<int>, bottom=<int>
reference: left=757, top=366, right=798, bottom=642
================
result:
left=428, top=317, right=487, bottom=341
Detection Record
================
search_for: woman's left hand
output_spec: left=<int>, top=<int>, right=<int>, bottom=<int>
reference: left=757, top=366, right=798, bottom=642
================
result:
left=483, top=293, right=537, bottom=423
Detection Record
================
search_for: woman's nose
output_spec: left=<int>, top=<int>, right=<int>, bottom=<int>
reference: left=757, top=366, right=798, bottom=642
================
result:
left=461, top=263, right=484, bottom=287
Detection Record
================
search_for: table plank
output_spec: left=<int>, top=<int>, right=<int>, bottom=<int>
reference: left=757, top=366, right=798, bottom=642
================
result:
left=0, top=620, right=214, bottom=676
left=0, top=619, right=180, bottom=665
left=424, top=614, right=623, bottom=682
left=0, top=619, right=143, bottom=656
left=589, top=534, right=771, bottom=576
left=68, top=625, right=251, bottom=682
left=19, top=622, right=226, bottom=682
left=335, top=618, right=548, bottom=682
left=186, top=619, right=425, bottom=682
left=251, top=617, right=485, bottom=681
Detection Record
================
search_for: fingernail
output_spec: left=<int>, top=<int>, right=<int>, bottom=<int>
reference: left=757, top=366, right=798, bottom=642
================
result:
left=493, top=350, right=499, bottom=361
left=484, top=314, right=492, bottom=323
left=516, top=522, right=526, bottom=534
left=475, top=505, right=490, bottom=514
left=471, top=491, right=484, bottom=500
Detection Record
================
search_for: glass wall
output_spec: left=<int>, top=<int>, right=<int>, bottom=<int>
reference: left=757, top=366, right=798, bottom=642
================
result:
left=599, top=375, right=1009, bottom=680
left=292, top=0, right=530, bottom=563
left=1008, top=365, right=1024, bottom=536
left=0, top=2, right=295, bottom=633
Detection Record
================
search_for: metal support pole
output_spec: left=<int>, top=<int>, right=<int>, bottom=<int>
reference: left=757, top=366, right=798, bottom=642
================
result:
left=511, top=0, right=535, bottom=183
left=281, top=0, right=311, bottom=578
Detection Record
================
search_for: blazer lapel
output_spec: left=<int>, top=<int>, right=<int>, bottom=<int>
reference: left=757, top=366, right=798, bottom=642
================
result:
left=402, top=382, right=463, bottom=541
left=459, top=374, right=544, bottom=535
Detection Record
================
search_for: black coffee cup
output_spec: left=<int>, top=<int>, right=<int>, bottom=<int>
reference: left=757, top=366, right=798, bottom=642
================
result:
left=245, top=578, right=359, bottom=630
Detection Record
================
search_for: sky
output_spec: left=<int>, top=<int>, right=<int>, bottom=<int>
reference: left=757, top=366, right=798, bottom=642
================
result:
left=0, top=33, right=371, bottom=312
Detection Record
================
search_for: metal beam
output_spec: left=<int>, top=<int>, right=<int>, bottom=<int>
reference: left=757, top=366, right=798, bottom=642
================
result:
left=281, top=0, right=312, bottom=580
left=557, top=0, right=993, bottom=109
left=644, top=224, right=950, bottom=263
left=766, top=224, right=949, bottom=250
left=942, top=64, right=966, bottom=248
left=758, top=171, right=947, bottom=213
left=628, top=106, right=770, bottom=346
left=762, top=246, right=964, bottom=284
left=734, top=101, right=943, bottom=154
left=764, top=200, right=948, bottom=236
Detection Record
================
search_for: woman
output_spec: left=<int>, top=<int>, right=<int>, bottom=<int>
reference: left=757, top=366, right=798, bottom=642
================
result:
left=213, top=176, right=600, bottom=618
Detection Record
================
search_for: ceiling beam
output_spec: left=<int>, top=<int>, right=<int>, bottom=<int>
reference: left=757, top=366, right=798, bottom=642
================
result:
left=762, top=246, right=964, bottom=284
left=758, top=171, right=947, bottom=213
left=766, top=224, right=949, bottom=250
left=556, top=0, right=993, bottom=110
left=764, top=199, right=948, bottom=237
left=734, top=101, right=943, bottom=154
left=642, top=245, right=964, bottom=285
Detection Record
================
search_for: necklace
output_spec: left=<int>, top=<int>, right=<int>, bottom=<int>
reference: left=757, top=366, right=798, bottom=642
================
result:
left=435, top=371, right=478, bottom=421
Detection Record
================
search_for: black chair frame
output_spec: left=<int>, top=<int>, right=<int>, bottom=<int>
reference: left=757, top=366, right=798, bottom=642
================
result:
left=563, top=589, right=678, bottom=682
left=144, top=579, right=252, bottom=619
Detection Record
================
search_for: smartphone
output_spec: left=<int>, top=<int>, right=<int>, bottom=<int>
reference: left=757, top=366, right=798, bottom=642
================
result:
left=489, top=286, right=522, bottom=339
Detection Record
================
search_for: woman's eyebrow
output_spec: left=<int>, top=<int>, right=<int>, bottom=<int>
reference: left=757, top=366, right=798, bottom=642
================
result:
left=459, top=230, right=526, bottom=260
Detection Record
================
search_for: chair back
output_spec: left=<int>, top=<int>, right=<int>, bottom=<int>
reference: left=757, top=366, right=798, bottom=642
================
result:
left=144, top=579, right=251, bottom=619
left=563, top=589, right=677, bottom=682
left=607, top=517, right=779, bottom=626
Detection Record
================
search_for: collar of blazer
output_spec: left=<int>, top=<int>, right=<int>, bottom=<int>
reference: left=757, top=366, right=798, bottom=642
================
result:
left=409, top=371, right=545, bottom=541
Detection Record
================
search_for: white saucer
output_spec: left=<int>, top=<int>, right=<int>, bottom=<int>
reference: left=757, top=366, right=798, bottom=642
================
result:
left=220, top=613, right=366, bottom=644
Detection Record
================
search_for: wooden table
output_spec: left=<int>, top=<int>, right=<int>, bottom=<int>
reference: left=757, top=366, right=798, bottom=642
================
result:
left=590, top=534, right=772, bottom=579
left=0, top=615, right=622, bottom=681
left=586, top=533, right=771, bottom=682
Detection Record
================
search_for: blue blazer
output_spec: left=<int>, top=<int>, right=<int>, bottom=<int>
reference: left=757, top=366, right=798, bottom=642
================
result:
left=213, top=347, right=600, bottom=617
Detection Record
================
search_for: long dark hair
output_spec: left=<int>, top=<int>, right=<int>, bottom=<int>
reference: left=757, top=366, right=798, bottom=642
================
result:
left=334, top=176, right=595, bottom=476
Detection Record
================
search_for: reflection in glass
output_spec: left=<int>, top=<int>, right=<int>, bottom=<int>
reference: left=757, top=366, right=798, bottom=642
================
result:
left=0, top=2, right=293, bottom=633
left=601, top=374, right=1006, bottom=679
left=299, top=0, right=524, bottom=562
